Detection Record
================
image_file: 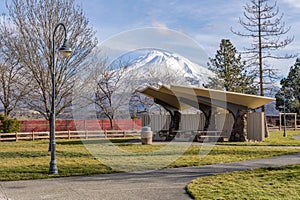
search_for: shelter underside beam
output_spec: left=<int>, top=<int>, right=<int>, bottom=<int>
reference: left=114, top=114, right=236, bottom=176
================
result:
left=154, top=98, right=178, bottom=112
left=154, top=99, right=181, bottom=131
left=178, top=96, right=248, bottom=119
left=178, top=96, right=248, bottom=137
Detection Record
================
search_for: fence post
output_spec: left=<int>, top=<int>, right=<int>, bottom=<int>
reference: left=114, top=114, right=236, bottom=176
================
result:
left=294, top=113, right=297, bottom=131
left=15, top=132, right=18, bottom=142
left=32, top=131, right=34, bottom=141
left=123, top=131, right=126, bottom=138
left=66, top=120, right=69, bottom=132
left=105, top=130, right=107, bottom=138
left=132, top=119, right=134, bottom=130
left=279, top=113, right=282, bottom=131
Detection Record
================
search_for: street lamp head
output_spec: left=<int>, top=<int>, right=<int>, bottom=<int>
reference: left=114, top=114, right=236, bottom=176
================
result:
left=59, top=38, right=72, bottom=57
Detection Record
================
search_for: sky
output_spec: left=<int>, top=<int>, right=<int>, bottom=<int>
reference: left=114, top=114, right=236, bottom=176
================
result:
left=0, top=0, right=300, bottom=78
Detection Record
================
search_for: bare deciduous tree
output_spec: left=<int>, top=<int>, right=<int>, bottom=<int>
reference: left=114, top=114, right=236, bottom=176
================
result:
left=0, top=15, right=32, bottom=117
left=4, top=0, right=97, bottom=120
left=94, top=60, right=130, bottom=129
left=73, top=47, right=134, bottom=129
left=129, top=62, right=187, bottom=115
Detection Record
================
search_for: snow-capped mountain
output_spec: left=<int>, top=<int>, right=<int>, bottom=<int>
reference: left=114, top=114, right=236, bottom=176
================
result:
left=123, top=50, right=214, bottom=87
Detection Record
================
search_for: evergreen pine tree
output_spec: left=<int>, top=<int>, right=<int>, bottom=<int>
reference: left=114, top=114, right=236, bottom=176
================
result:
left=276, top=58, right=300, bottom=114
left=206, top=39, right=256, bottom=94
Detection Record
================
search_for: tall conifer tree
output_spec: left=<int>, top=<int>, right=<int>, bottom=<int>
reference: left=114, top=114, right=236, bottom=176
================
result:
left=276, top=58, right=300, bottom=114
left=232, top=0, right=296, bottom=110
left=206, top=39, right=255, bottom=94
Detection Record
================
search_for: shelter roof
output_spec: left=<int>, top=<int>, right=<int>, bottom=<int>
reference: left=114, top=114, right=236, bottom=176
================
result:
left=139, top=85, right=275, bottom=110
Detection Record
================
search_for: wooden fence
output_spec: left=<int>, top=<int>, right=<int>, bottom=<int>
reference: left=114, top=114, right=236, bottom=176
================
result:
left=0, top=130, right=141, bottom=142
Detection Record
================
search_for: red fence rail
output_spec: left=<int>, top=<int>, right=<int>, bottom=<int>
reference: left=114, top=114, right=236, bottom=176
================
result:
left=19, top=119, right=142, bottom=132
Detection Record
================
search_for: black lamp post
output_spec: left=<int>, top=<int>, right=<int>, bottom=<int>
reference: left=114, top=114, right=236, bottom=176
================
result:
left=49, top=23, right=72, bottom=174
left=283, top=96, right=287, bottom=137
left=280, top=91, right=287, bottom=138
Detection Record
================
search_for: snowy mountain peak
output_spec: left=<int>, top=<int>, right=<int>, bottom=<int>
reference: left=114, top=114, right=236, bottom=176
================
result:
left=135, top=50, right=171, bottom=63
left=126, top=50, right=215, bottom=87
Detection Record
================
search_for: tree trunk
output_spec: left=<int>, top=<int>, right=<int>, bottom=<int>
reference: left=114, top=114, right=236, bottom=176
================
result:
left=109, top=117, right=114, bottom=130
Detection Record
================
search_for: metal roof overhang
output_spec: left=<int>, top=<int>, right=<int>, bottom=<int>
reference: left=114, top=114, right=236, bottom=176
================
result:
left=139, top=85, right=275, bottom=111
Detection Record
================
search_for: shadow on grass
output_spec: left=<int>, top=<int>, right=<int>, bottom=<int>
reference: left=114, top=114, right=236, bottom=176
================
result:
left=56, top=138, right=140, bottom=145
left=0, top=151, right=48, bottom=159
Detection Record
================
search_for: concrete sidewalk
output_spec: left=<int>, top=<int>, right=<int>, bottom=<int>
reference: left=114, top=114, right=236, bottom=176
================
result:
left=1, top=153, right=300, bottom=200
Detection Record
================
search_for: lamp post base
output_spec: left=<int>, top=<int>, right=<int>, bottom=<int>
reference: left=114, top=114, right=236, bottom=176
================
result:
left=49, top=161, right=58, bottom=174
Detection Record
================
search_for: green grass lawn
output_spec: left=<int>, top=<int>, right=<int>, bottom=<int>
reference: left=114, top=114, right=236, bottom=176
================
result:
left=0, top=131, right=299, bottom=181
left=187, top=130, right=300, bottom=199
left=264, top=131, right=300, bottom=146
left=187, top=164, right=300, bottom=200
left=0, top=139, right=116, bottom=181
left=220, top=130, right=300, bottom=146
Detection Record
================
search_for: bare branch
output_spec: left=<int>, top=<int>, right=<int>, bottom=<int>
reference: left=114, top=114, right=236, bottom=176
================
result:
left=3, top=0, right=97, bottom=120
left=231, top=0, right=297, bottom=99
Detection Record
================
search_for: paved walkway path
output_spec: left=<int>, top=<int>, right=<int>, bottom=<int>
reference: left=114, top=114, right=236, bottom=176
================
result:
left=0, top=152, right=299, bottom=200
left=293, top=135, right=300, bottom=140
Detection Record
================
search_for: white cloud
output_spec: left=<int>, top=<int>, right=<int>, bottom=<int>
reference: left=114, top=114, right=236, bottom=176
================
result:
left=151, top=21, right=168, bottom=29
left=282, top=0, right=300, bottom=8
left=151, top=20, right=171, bottom=36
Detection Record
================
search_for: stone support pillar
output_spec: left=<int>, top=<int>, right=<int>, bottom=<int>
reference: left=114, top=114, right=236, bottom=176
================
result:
left=229, top=109, right=248, bottom=142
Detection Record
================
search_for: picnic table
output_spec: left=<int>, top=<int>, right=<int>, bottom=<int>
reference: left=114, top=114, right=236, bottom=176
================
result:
left=157, top=129, right=225, bottom=142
